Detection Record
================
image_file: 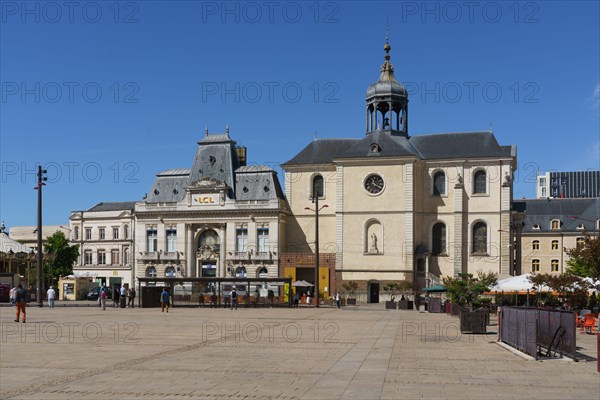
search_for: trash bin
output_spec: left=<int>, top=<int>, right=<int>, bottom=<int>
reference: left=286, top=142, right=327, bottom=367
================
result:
left=120, top=297, right=126, bottom=308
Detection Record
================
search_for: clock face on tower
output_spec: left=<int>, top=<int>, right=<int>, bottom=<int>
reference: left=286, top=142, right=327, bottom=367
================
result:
left=364, top=174, right=384, bottom=194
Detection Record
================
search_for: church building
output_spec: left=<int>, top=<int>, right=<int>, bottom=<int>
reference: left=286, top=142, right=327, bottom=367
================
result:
left=282, top=39, right=517, bottom=302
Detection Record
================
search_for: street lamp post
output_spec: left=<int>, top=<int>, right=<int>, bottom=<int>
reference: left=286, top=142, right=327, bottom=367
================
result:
left=305, top=197, right=328, bottom=308
left=35, top=166, right=47, bottom=308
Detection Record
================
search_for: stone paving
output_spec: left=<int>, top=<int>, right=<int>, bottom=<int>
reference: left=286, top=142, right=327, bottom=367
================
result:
left=0, top=304, right=598, bottom=400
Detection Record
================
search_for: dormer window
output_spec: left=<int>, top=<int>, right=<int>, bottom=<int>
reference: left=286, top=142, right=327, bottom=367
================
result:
left=551, top=220, right=561, bottom=230
left=532, top=224, right=540, bottom=230
left=576, top=224, right=584, bottom=230
left=370, top=143, right=381, bottom=153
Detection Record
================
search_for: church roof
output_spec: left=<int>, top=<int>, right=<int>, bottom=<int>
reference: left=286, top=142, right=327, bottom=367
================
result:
left=283, top=131, right=514, bottom=166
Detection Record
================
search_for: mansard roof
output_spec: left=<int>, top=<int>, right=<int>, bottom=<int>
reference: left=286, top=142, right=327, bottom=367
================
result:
left=87, top=202, right=137, bottom=212
left=518, top=198, right=600, bottom=233
left=283, top=131, right=514, bottom=166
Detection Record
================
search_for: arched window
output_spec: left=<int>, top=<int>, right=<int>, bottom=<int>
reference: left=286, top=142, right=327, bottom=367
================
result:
left=531, top=259, right=540, bottom=272
left=551, top=220, right=561, bottom=230
left=433, top=171, right=445, bottom=196
left=551, top=259, right=559, bottom=272
left=74, top=226, right=79, bottom=240
left=165, top=266, right=176, bottom=277
left=576, top=237, right=584, bottom=247
left=532, top=240, right=540, bottom=250
left=146, top=266, right=157, bottom=278
left=312, top=175, right=324, bottom=198
left=472, top=222, right=487, bottom=254
left=199, top=230, right=220, bottom=253
left=473, top=170, right=486, bottom=194
left=257, top=267, right=268, bottom=278
left=432, top=222, right=446, bottom=255
left=551, top=240, right=559, bottom=250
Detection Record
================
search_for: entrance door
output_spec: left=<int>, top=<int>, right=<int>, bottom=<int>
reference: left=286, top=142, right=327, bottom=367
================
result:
left=368, top=281, right=380, bottom=303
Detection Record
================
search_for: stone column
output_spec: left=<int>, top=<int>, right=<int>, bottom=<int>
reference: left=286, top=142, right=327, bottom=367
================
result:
left=187, top=225, right=195, bottom=278
left=219, top=224, right=226, bottom=278
left=453, top=169, right=465, bottom=277
left=404, top=163, right=414, bottom=275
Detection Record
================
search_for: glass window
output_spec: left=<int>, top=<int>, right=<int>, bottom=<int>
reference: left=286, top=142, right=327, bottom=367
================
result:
left=551, top=240, right=559, bottom=250
left=98, top=250, right=106, bottom=265
left=166, top=228, right=177, bottom=253
left=123, top=247, right=129, bottom=265
left=111, top=249, right=120, bottom=265
left=472, top=222, right=487, bottom=254
left=124, top=225, right=129, bottom=239
left=532, top=259, right=540, bottom=272
left=257, top=228, right=269, bottom=253
left=165, top=266, right=176, bottom=277
left=474, top=170, right=486, bottom=194
left=432, top=222, right=446, bottom=255
left=74, top=226, right=79, bottom=240
left=236, top=228, right=248, bottom=253
left=312, top=175, right=324, bottom=198
left=99, top=228, right=105, bottom=240
left=576, top=237, right=584, bottom=247
left=433, top=171, right=445, bottom=195
left=551, top=220, right=560, bottom=230
left=532, top=240, right=540, bottom=250
left=85, top=228, right=92, bottom=240
left=113, top=227, right=119, bottom=240
left=147, top=228, right=157, bottom=252
left=551, top=259, right=559, bottom=272
left=84, top=250, right=92, bottom=265
left=146, top=266, right=157, bottom=278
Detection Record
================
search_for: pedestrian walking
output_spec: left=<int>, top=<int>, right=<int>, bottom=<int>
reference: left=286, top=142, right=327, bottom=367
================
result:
left=306, top=291, right=311, bottom=306
left=113, top=287, right=120, bottom=308
left=127, top=287, right=136, bottom=308
left=47, top=286, right=56, bottom=308
left=14, top=284, right=27, bottom=323
left=293, top=292, right=300, bottom=308
left=335, top=291, right=341, bottom=309
left=100, top=286, right=107, bottom=311
left=267, top=290, right=274, bottom=308
left=161, top=287, right=169, bottom=313
left=9, top=286, right=16, bottom=307
left=230, top=287, right=238, bottom=310
left=253, top=288, right=260, bottom=308
left=120, top=285, right=127, bottom=308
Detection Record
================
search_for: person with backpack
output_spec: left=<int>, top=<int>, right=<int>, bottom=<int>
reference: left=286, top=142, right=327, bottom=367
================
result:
left=230, top=287, right=238, bottom=310
left=14, top=284, right=27, bottom=323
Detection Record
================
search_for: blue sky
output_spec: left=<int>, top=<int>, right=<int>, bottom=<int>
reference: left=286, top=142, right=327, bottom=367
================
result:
left=1, top=0, right=599, bottom=228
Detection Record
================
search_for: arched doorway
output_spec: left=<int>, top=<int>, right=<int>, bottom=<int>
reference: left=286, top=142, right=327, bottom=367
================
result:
left=368, top=280, right=380, bottom=303
left=197, top=229, right=220, bottom=277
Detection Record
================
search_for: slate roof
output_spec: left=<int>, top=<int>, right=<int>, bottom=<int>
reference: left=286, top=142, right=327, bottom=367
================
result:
left=87, top=202, right=137, bottom=212
left=519, top=198, right=600, bottom=233
left=283, top=130, right=514, bottom=166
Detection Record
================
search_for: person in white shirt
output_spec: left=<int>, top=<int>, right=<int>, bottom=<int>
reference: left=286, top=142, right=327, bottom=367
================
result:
left=47, top=286, right=56, bottom=308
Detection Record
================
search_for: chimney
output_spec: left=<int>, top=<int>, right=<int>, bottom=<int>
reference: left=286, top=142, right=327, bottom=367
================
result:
left=236, top=146, right=247, bottom=167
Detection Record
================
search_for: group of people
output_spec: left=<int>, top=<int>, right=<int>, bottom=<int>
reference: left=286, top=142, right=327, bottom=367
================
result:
left=98, top=285, right=136, bottom=311
left=291, top=291, right=342, bottom=308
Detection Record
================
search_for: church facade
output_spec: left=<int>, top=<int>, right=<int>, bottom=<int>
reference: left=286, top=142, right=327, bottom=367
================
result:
left=282, top=40, right=517, bottom=301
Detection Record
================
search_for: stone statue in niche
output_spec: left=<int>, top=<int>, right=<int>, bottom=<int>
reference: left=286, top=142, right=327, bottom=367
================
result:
left=370, top=232, right=379, bottom=253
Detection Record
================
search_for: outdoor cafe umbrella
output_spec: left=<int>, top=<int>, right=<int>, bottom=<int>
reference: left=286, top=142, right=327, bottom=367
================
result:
left=489, top=274, right=550, bottom=293
left=421, top=285, right=447, bottom=292
left=291, top=280, right=313, bottom=287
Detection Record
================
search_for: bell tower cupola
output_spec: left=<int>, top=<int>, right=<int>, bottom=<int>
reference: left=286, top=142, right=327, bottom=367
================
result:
left=365, top=33, right=409, bottom=136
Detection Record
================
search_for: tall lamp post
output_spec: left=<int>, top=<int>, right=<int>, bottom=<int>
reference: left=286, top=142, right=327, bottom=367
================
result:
left=35, top=166, right=48, bottom=307
left=305, top=196, right=328, bottom=308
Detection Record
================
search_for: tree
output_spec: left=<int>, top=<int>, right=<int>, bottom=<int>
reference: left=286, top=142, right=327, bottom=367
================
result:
left=43, top=231, right=79, bottom=286
left=527, top=273, right=552, bottom=306
left=565, top=232, right=600, bottom=280
left=442, top=271, right=497, bottom=309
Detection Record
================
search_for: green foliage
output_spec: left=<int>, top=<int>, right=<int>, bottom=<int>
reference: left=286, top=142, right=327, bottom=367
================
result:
left=588, top=292, right=599, bottom=310
left=442, top=271, right=497, bottom=309
left=565, top=232, right=600, bottom=280
left=341, top=281, right=358, bottom=296
left=43, top=231, right=79, bottom=286
left=529, top=272, right=591, bottom=308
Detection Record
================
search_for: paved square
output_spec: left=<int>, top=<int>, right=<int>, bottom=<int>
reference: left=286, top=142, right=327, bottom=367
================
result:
left=1, top=304, right=598, bottom=399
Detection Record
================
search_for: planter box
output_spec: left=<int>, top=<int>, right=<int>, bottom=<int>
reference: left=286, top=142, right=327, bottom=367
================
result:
left=459, top=309, right=489, bottom=334
left=398, top=300, right=414, bottom=310
left=385, top=301, right=397, bottom=309
left=346, top=298, right=357, bottom=305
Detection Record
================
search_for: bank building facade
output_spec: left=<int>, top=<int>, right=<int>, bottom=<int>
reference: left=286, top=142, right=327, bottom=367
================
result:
left=134, top=128, right=287, bottom=283
left=282, top=39, right=517, bottom=302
